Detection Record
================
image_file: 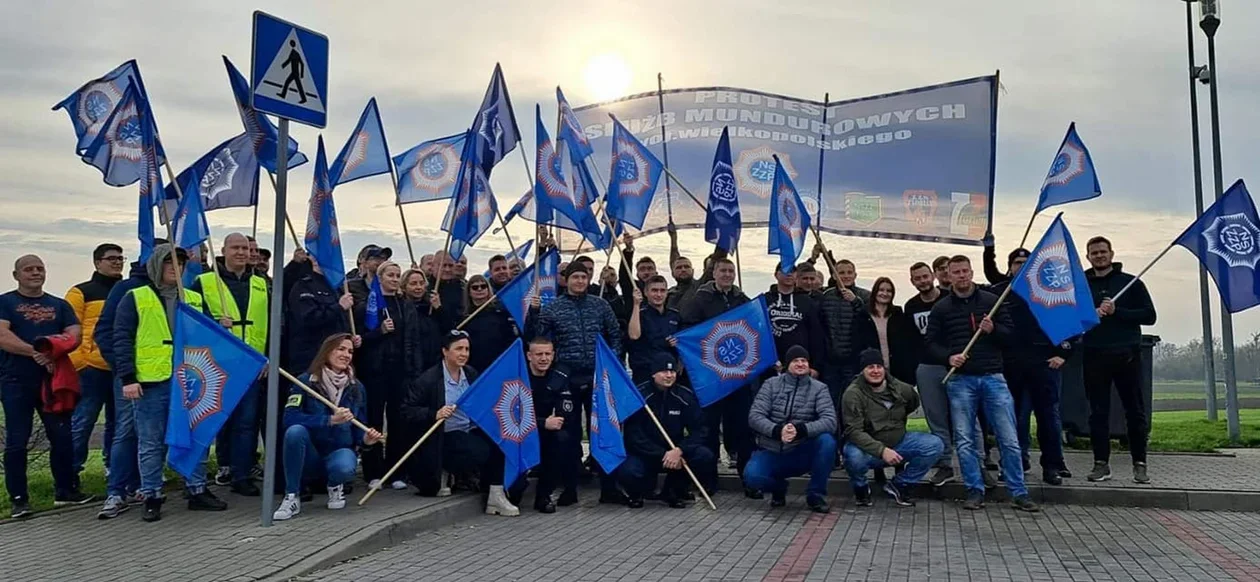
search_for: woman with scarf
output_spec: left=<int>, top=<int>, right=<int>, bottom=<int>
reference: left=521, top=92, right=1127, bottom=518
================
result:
left=460, top=274, right=519, bottom=374
left=354, top=261, right=425, bottom=492
left=272, top=333, right=383, bottom=521
left=867, top=277, right=919, bottom=385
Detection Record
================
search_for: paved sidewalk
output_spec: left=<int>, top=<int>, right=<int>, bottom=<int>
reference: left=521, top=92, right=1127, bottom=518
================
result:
left=298, top=493, right=1260, bottom=582
left=0, top=485, right=479, bottom=582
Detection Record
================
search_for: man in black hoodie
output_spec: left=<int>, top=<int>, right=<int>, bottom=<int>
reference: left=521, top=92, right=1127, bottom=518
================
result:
left=766, top=264, right=825, bottom=376
left=1082, top=236, right=1157, bottom=484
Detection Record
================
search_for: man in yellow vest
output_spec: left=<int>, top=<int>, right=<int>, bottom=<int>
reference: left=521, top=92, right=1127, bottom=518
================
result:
left=107, top=244, right=227, bottom=522
left=189, top=232, right=269, bottom=497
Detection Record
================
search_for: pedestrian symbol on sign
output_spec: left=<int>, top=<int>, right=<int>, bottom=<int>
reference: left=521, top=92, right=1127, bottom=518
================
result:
left=259, top=29, right=324, bottom=113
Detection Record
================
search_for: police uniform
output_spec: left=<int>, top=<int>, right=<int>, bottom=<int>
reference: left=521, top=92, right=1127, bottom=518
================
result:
left=617, top=355, right=716, bottom=507
left=529, top=364, right=580, bottom=511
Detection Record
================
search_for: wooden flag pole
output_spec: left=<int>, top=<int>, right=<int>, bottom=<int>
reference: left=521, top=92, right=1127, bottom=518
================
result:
left=278, top=368, right=385, bottom=440
left=1110, top=241, right=1176, bottom=304
left=1016, top=212, right=1038, bottom=250
left=431, top=230, right=455, bottom=314
left=940, top=283, right=1015, bottom=385
left=360, top=414, right=449, bottom=506
left=642, top=406, right=716, bottom=510
left=387, top=164, right=417, bottom=267
left=343, top=279, right=358, bottom=335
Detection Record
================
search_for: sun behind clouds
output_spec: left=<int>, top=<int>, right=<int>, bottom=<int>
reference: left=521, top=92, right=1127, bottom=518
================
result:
left=583, top=53, right=633, bottom=102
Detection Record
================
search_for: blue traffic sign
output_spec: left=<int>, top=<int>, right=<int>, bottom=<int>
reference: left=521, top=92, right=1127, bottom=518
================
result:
left=250, top=11, right=329, bottom=128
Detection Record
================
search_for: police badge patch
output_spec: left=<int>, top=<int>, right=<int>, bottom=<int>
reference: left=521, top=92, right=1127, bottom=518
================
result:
left=1023, top=241, right=1076, bottom=309
left=1042, top=140, right=1087, bottom=189
left=1203, top=213, right=1260, bottom=270
left=735, top=146, right=796, bottom=200
left=700, top=321, right=762, bottom=381
left=177, top=347, right=227, bottom=428
left=495, top=380, right=537, bottom=444
left=340, top=130, right=372, bottom=177
left=409, top=141, right=461, bottom=195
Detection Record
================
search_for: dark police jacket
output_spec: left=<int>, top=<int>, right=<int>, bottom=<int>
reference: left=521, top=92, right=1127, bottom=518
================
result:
left=624, top=382, right=706, bottom=460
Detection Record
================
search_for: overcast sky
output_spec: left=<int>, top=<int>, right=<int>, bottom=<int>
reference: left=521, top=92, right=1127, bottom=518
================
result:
left=1, top=0, right=1258, bottom=345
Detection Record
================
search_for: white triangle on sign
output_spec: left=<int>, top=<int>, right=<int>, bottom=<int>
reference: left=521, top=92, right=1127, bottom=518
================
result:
left=258, top=29, right=325, bottom=113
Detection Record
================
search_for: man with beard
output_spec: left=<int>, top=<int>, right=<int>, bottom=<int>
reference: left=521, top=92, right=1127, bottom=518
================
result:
left=904, top=261, right=955, bottom=486
left=487, top=254, right=512, bottom=292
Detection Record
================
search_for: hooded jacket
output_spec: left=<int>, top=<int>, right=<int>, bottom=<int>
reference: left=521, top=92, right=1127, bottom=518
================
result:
left=1084, top=263, right=1156, bottom=350
left=748, top=372, right=836, bottom=453
left=765, top=284, right=826, bottom=367
left=841, top=375, right=920, bottom=458
left=94, top=260, right=149, bottom=369
left=112, top=245, right=196, bottom=385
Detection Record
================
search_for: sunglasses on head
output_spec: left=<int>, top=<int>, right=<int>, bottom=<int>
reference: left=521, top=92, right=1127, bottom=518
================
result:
left=448, top=329, right=469, bottom=338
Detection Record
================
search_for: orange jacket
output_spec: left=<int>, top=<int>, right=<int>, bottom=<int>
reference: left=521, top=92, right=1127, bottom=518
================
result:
left=66, top=272, right=120, bottom=371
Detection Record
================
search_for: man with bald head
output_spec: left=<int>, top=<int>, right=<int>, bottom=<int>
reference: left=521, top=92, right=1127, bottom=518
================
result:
left=189, top=232, right=271, bottom=496
left=1, top=255, right=88, bottom=518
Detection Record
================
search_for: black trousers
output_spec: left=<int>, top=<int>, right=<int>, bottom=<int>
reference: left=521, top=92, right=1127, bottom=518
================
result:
left=442, top=429, right=505, bottom=486
left=532, top=429, right=581, bottom=503
left=703, top=385, right=753, bottom=477
left=617, top=446, right=716, bottom=499
left=361, top=370, right=408, bottom=481
left=1083, top=348, right=1148, bottom=464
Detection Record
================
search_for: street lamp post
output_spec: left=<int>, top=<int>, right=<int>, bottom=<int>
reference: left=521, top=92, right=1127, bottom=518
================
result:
left=1182, top=0, right=1217, bottom=421
left=1198, top=0, right=1241, bottom=443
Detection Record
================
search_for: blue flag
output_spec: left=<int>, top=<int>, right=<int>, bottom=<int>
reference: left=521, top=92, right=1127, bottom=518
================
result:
left=223, top=56, right=308, bottom=172
left=131, top=90, right=162, bottom=263
left=485, top=240, right=535, bottom=277
left=455, top=338, right=539, bottom=489
left=331, top=98, right=393, bottom=186
left=1036, top=122, right=1101, bottom=213
left=533, top=105, right=564, bottom=224
left=606, top=116, right=665, bottom=231
left=1174, top=179, right=1260, bottom=313
left=590, top=336, right=647, bottom=474
left=567, top=151, right=613, bottom=250
left=166, top=302, right=267, bottom=479
left=79, top=85, right=158, bottom=188
left=1010, top=214, right=1100, bottom=344
left=768, top=156, right=810, bottom=274
left=442, top=136, right=498, bottom=254
left=394, top=132, right=466, bottom=204
left=556, top=86, right=593, bottom=161
left=171, top=185, right=210, bottom=287
left=496, top=248, right=560, bottom=326
left=304, top=137, right=346, bottom=289
left=53, top=60, right=149, bottom=155
left=163, top=133, right=261, bottom=211
left=673, top=295, right=776, bottom=406
left=469, top=63, right=521, bottom=177
left=365, top=275, right=386, bottom=331
left=705, top=127, right=741, bottom=252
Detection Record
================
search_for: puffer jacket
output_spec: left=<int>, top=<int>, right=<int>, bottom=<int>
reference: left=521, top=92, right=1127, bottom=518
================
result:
left=528, top=292, right=622, bottom=374
left=66, top=271, right=121, bottom=371
left=924, top=287, right=1013, bottom=375
left=748, top=372, right=837, bottom=453
left=679, top=281, right=749, bottom=327
left=818, top=286, right=876, bottom=365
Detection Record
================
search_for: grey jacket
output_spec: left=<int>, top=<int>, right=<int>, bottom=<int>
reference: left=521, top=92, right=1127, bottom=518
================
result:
left=748, top=372, right=837, bottom=453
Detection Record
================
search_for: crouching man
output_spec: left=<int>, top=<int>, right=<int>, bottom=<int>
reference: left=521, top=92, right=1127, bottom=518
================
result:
left=842, top=349, right=944, bottom=507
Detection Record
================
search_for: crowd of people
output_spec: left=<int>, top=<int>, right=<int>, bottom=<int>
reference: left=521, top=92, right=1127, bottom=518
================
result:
left=0, top=226, right=1157, bottom=521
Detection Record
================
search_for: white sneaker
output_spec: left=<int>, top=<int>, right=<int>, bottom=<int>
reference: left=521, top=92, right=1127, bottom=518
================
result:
left=326, top=485, right=346, bottom=510
left=273, top=494, right=300, bottom=521
left=368, top=479, right=383, bottom=491
left=485, top=485, right=520, bottom=517
left=390, top=480, right=408, bottom=490
left=437, top=471, right=452, bottom=497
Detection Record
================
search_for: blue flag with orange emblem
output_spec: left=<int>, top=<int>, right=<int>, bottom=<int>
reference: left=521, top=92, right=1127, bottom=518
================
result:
left=496, top=248, right=559, bottom=326
left=53, top=60, right=151, bottom=155
left=442, top=134, right=498, bottom=258
left=331, top=98, right=392, bottom=186
left=605, top=115, right=664, bottom=231
left=1010, top=213, right=1099, bottom=344
left=223, top=56, right=307, bottom=172
left=394, top=132, right=466, bottom=204
left=166, top=302, right=267, bottom=479
left=672, top=295, right=776, bottom=406
left=767, top=155, right=810, bottom=274
left=469, top=63, right=521, bottom=177
left=1174, top=179, right=1260, bottom=313
left=705, top=127, right=741, bottom=252
left=80, top=84, right=159, bottom=188
left=591, top=336, right=647, bottom=474
left=455, top=338, right=538, bottom=489
left=304, top=137, right=346, bottom=289
left=556, top=86, right=594, bottom=162
left=1035, top=123, right=1101, bottom=213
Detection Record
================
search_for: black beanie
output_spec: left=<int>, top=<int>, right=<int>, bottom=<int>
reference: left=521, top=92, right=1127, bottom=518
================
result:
left=1008, top=248, right=1030, bottom=265
left=651, top=353, right=676, bottom=375
left=563, top=262, right=591, bottom=280
left=784, top=345, right=809, bottom=364
left=859, top=348, right=884, bottom=370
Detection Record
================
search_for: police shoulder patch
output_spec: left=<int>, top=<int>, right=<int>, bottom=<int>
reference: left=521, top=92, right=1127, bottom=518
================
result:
left=286, top=394, right=302, bottom=407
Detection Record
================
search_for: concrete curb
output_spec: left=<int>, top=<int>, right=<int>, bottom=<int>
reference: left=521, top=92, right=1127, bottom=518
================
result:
left=714, top=474, right=1260, bottom=512
left=261, top=495, right=484, bottom=582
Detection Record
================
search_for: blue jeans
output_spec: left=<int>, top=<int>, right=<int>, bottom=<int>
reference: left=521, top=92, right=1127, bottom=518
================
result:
left=216, top=382, right=259, bottom=484
left=282, top=425, right=357, bottom=495
left=946, top=374, right=1027, bottom=497
left=743, top=433, right=838, bottom=499
left=1006, top=360, right=1065, bottom=471
left=71, top=367, right=115, bottom=478
left=1, top=378, right=75, bottom=502
left=106, top=377, right=140, bottom=498
left=113, top=381, right=208, bottom=498
left=842, top=432, right=945, bottom=489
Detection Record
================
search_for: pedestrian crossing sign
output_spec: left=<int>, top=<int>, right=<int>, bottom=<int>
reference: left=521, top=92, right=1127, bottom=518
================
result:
left=250, top=11, right=329, bottom=128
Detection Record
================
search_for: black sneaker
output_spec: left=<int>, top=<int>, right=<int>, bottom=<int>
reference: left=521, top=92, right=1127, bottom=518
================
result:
left=1133, top=462, right=1150, bottom=484
left=1086, top=461, right=1112, bottom=482
left=770, top=492, right=787, bottom=508
left=982, top=469, right=998, bottom=489
left=1042, top=471, right=1063, bottom=486
left=54, top=490, right=95, bottom=507
left=231, top=480, right=261, bottom=497
left=534, top=500, right=557, bottom=514
left=142, top=498, right=164, bottom=522
left=1011, top=495, right=1040, bottom=513
left=1057, top=467, right=1073, bottom=479
left=599, top=491, right=630, bottom=506
left=806, top=495, right=831, bottom=514
left=744, top=488, right=764, bottom=500
left=854, top=485, right=873, bottom=507
left=663, top=495, right=687, bottom=509
left=1022, top=456, right=1032, bottom=474
left=557, top=489, right=578, bottom=507
left=929, top=467, right=956, bottom=487
left=10, top=499, right=32, bottom=519
left=962, top=492, right=985, bottom=510
left=188, top=490, right=228, bottom=511
left=213, top=467, right=232, bottom=487
left=626, top=497, right=645, bottom=509
left=883, top=482, right=915, bottom=507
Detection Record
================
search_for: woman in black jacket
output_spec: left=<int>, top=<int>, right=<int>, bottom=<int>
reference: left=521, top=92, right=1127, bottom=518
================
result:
left=399, top=331, right=519, bottom=516
left=461, top=274, right=520, bottom=373
left=867, top=277, right=921, bottom=385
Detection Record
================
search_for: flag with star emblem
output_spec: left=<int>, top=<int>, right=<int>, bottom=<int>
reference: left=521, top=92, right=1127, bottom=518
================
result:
left=1175, top=179, right=1260, bottom=313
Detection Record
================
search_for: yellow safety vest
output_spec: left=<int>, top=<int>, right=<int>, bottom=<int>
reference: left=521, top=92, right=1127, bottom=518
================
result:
left=131, top=286, right=204, bottom=383
left=197, top=271, right=269, bottom=353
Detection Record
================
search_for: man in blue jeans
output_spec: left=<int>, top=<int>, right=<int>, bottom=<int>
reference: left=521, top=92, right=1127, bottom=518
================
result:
left=841, top=349, right=944, bottom=507
left=744, top=345, right=837, bottom=513
left=925, top=255, right=1038, bottom=513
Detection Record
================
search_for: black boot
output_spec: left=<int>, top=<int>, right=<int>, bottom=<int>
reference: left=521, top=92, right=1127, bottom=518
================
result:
left=142, top=497, right=164, bottom=522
